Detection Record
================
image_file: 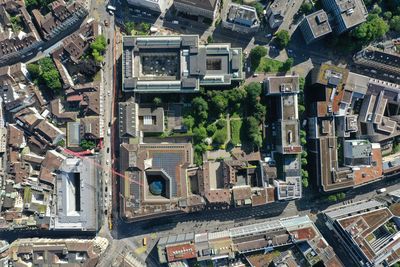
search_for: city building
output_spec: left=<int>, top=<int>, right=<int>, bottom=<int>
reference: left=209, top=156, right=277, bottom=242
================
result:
left=222, top=3, right=260, bottom=34
left=0, top=0, right=41, bottom=58
left=265, top=76, right=302, bottom=200
left=157, top=215, right=343, bottom=266
left=354, top=46, right=400, bottom=79
left=127, top=0, right=169, bottom=13
left=173, top=0, right=220, bottom=21
left=322, top=0, right=367, bottom=34
left=0, top=237, right=108, bottom=266
left=324, top=200, right=400, bottom=267
left=266, top=0, right=289, bottom=29
left=122, top=35, right=243, bottom=93
left=300, top=9, right=332, bottom=44
left=118, top=98, right=138, bottom=140
left=53, top=157, right=102, bottom=231
left=308, top=64, right=385, bottom=192
left=119, top=142, right=201, bottom=221
left=31, top=0, right=88, bottom=40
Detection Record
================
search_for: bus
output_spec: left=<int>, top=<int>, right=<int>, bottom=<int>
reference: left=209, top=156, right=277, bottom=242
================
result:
left=107, top=5, right=116, bottom=11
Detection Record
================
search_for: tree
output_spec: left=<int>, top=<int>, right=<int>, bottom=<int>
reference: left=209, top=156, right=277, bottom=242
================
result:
left=245, top=82, right=262, bottom=106
left=27, top=63, right=40, bottom=80
left=42, top=69, right=62, bottom=91
left=301, top=157, right=308, bottom=166
left=327, top=195, right=337, bottom=202
left=390, top=16, right=400, bottom=32
left=91, top=35, right=107, bottom=53
left=207, top=124, right=217, bottom=136
left=246, top=116, right=262, bottom=148
left=25, top=0, right=39, bottom=10
left=183, top=115, right=195, bottom=132
left=124, top=21, right=135, bottom=34
left=92, top=49, right=104, bottom=63
left=336, top=192, right=346, bottom=200
left=153, top=97, right=162, bottom=106
left=253, top=103, right=266, bottom=122
left=250, top=46, right=268, bottom=70
left=252, top=2, right=264, bottom=17
left=383, top=11, right=392, bottom=20
left=193, top=126, right=207, bottom=143
left=298, top=104, right=305, bottom=115
left=36, top=58, right=62, bottom=91
left=207, top=36, right=214, bottom=43
left=140, top=22, right=151, bottom=32
left=371, top=5, right=382, bottom=14
left=80, top=140, right=96, bottom=150
left=280, top=57, right=293, bottom=72
left=300, top=2, right=313, bottom=14
left=191, top=97, right=208, bottom=122
left=211, top=94, right=228, bottom=115
left=299, top=77, right=305, bottom=92
left=216, top=120, right=226, bottom=129
left=213, top=131, right=226, bottom=145
left=275, top=30, right=290, bottom=49
left=353, top=14, right=389, bottom=42
left=302, top=178, right=309, bottom=188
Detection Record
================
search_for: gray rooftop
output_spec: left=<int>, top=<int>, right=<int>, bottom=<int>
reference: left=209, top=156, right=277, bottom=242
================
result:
left=335, top=0, right=368, bottom=29
left=226, top=3, right=259, bottom=28
left=54, top=156, right=100, bottom=231
left=304, top=10, right=332, bottom=38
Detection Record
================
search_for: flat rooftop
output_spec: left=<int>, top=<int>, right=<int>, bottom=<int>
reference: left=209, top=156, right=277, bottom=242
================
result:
left=226, top=3, right=259, bottom=27
left=335, top=0, right=367, bottom=29
left=304, top=10, right=332, bottom=38
left=122, top=35, right=243, bottom=93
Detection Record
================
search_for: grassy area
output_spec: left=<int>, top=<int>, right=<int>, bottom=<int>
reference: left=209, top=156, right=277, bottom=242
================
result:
left=24, top=187, right=32, bottom=203
left=212, top=119, right=228, bottom=147
left=256, top=58, right=284, bottom=73
left=230, top=119, right=242, bottom=146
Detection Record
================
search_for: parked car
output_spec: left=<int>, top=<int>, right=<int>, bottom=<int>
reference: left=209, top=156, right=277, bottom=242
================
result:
left=377, top=188, right=387, bottom=194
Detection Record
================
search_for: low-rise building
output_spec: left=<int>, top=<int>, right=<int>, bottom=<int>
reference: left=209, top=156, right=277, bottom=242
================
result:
left=174, top=0, right=220, bottom=21
left=31, top=0, right=88, bottom=40
left=222, top=3, right=260, bottom=33
left=324, top=200, right=400, bottom=266
left=122, top=35, right=243, bottom=93
left=1, top=237, right=108, bottom=266
left=53, top=156, right=101, bottom=231
left=300, top=9, right=332, bottom=44
left=266, top=0, right=288, bottom=29
left=354, top=46, right=400, bottom=79
left=157, top=215, right=343, bottom=266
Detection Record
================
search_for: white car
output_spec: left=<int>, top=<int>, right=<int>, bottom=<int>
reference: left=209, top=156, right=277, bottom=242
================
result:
left=265, top=34, right=272, bottom=38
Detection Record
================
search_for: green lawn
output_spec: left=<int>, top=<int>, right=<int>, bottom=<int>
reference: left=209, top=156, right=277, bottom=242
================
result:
left=256, top=58, right=284, bottom=73
left=212, top=119, right=228, bottom=146
left=230, top=119, right=242, bottom=146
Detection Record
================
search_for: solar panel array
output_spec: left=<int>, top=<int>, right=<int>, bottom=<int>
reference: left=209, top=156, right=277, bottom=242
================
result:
left=152, top=152, right=183, bottom=197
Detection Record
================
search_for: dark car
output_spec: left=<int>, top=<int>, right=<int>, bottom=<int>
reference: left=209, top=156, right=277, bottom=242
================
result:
left=107, top=38, right=110, bottom=44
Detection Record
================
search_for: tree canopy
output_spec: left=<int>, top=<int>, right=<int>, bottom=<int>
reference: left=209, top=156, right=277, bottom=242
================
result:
left=275, top=30, right=290, bottom=49
left=353, top=14, right=389, bottom=43
left=390, top=16, right=400, bottom=32
left=90, top=35, right=107, bottom=63
left=27, top=57, right=62, bottom=91
left=300, top=2, right=313, bottom=15
left=250, top=46, right=268, bottom=70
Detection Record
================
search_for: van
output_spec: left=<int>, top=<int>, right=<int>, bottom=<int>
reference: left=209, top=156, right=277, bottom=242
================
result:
left=172, top=20, right=179, bottom=24
left=377, top=188, right=386, bottom=194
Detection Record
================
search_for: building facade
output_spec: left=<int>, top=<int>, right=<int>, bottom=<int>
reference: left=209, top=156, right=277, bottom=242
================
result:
left=127, top=0, right=169, bottom=13
left=173, top=0, right=220, bottom=21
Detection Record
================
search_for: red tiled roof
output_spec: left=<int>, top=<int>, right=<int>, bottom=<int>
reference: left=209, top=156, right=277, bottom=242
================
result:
left=166, top=243, right=196, bottom=262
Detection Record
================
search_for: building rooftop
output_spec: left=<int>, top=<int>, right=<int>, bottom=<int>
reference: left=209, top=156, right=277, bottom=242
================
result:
left=304, top=9, right=332, bottom=38
left=54, top=156, right=101, bottom=231
left=334, top=0, right=367, bottom=29
left=122, top=35, right=242, bottom=93
left=225, top=3, right=259, bottom=28
left=324, top=200, right=400, bottom=266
